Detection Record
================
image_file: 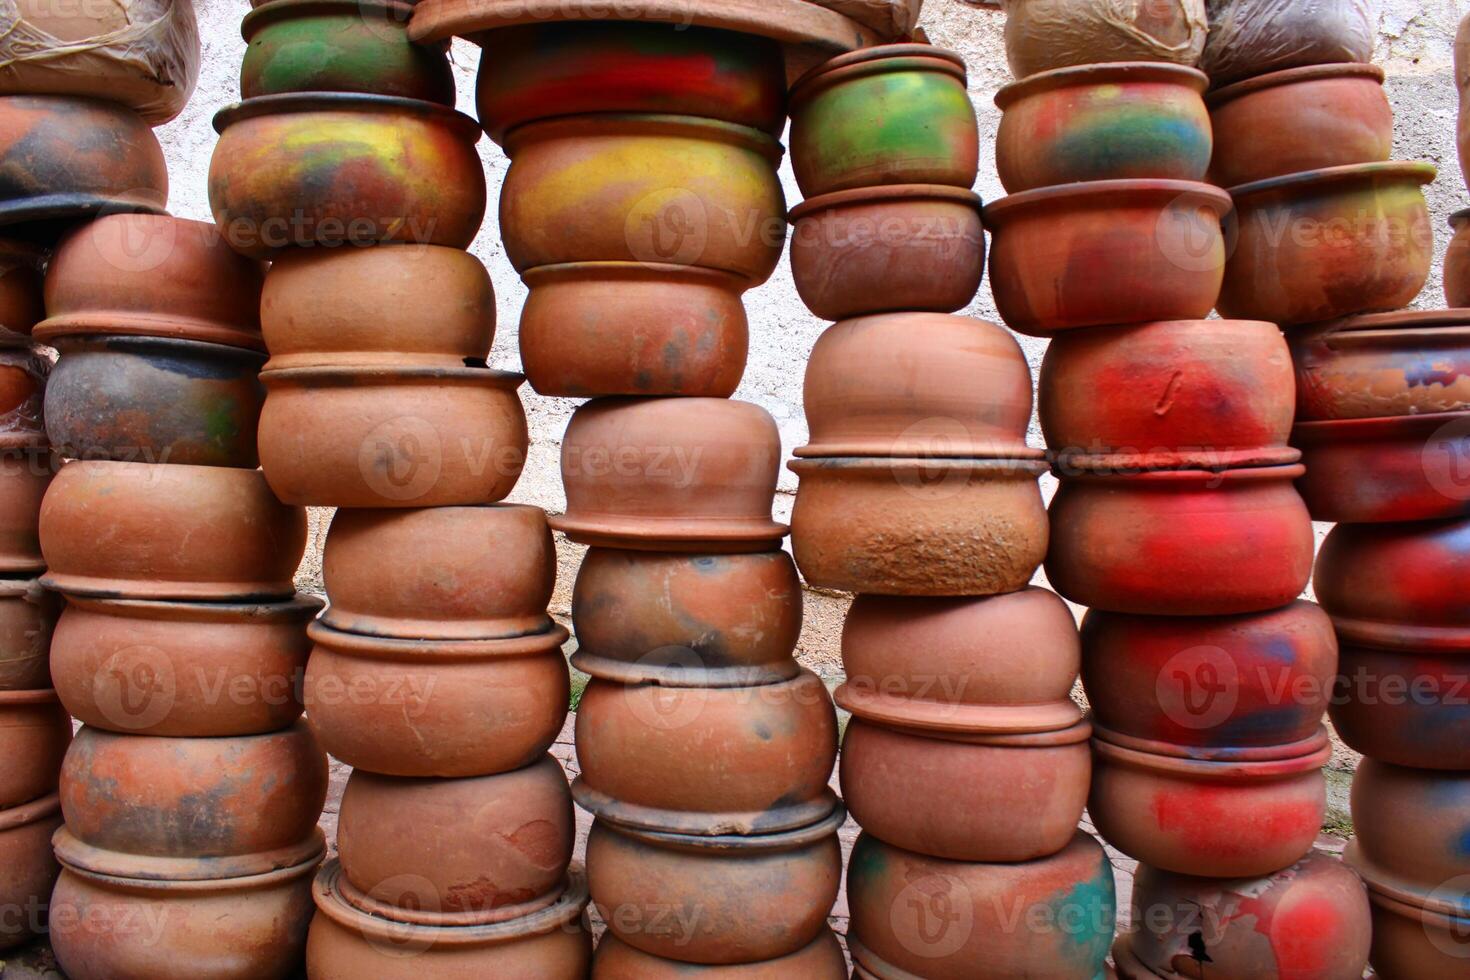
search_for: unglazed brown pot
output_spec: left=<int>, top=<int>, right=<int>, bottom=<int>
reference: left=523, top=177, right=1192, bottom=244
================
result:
left=261, top=245, right=494, bottom=370
left=0, top=689, right=69, bottom=807
left=553, top=398, right=785, bottom=552
left=1351, top=760, right=1470, bottom=905
left=1046, top=466, right=1314, bottom=616
left=574, top=670, right=838, bottom=836
left=322, top=505, right=553, bottom=640
left=985, top=180, right=1229, bottom=337
left=258, top=366, right=528, bottom=508
left=1353, top=884, right=1470, bottom=980
left=799, top=313, right=1039, bottom=459
left=790, top=457, right=1049, bottom=596
left=789, top=185, right=984, bottom=321
left=303, top=622, right=569, bottom=778
left=995, top=63, right=1210, bottom=193
left=39, top=460, right=306, bottom=601
left=336, top=756, right=573, bottom=925
left=50, top=595, right=319, bottom=737
left=0, top=793, right=62, bottom=951
left=593, top=930, right=847, bottom=979
left=0, top=578, right=57, bottom=691
left=1449, top=211, right=1470, bottom=307
left=570, top=549, right=802, bottom=687
left=1219, top=162, right=1436, bottom=326
left=0, top=240, right=45, bottom=343
left=1207, top=64, right=1392, bottom=188
left=587, top=813, right=843, bottom=965
left=0, top=348, right=46, bottom=451
left=0, top=451, right=51, bottom=574
left=847, top=831, right=1116, bottom=980
left=307, top=862, right=592, bottom=978
left=1293, top=412, right=1470, bottom=524
left=1041, top=318, right=1296, bottom=471
left=1291, top=310, right=1470, bottom=421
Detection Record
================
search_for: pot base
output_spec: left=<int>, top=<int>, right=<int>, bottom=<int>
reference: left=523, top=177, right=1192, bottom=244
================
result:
left=335, top=867, right=566, bottom=929
left=835, top=682, right=1082, bottom=735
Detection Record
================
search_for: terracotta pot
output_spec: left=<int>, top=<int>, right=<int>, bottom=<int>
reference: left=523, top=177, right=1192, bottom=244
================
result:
left=46, top=336, right=265, bottom=468
left=0, top=95, right=167, bottom=242
left=1041, top=318, right=1297, bottom=472
left=593, top=929, right=847, bottom=978
left=39, top=460, right=307, bottom=601
left=1448, top=211, right=1470, bottom=307
left=50, top=595, right=319, bottom=737
left=500, top=114, right=785, bottom=285
left=553, top=398, right=785, bottom=553
left=573, top=670, right=838, bottom=836
left=241, top=0, right=454, bottom=104
left=1355, top=886, right=1470, bottom=980
left=307, top=862, right=592, bottom=977
left=0, top=450, right=51, bottom=574
left=1003, top=0, right=1206, bottom=80
left=1293, top=412, right=1470, bottom=524
left=789, top=45, right=977, bottom=198
left=0, top=346, right=47, bottom=450
left=570, top=548, right=802, bottom=687
left=790, top=457, right=1049, bottom=597
left=799, top=313, right=1038, bottom=459
left=1080, top=601, right=1337, bottom=751
left=1329, top=643, right=1470, bottom=769
left=1219, top=162, right=1436, bottom=326
left=789, top=185, right=984, bottom=321
left=258, top=365, right=527, bottom=508
left=37, top=214, right=266, bottom=351
left=984, top=180, right=1229, bottom=337
left=1046, top=466, right=1314, bottom=616
left=1291, top=310, right=1470, bottom=421
left=336, top=756, right=573, bottom=926
left=0, top=794, right=62, bottom=951
left=261, top=244, right=494, bottom=370
left=995, top=63, right=1210, bottom=194
left=209, top=93, right=485, bottom=259
left=0, top=240, right=44, bottom=342
left=303, top=622, right=570, bottom=778
left=587, top=813, right=843, bottom=965
left=838, top=588, right=1082, bottom=734
left=0, top=688, right=68, bottom=807
left=475, top=20, right=785, bottom=141
left=1352, top=760, right=1470, bottom=904
left=847, top=831, right=1116, bottom=980
left=1088, top=728, right=1331, bottom=878
left=0, top=578, right=57, bottom=691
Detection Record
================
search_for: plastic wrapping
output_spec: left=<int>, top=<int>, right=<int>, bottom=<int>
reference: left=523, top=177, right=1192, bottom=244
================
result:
left=1002, top=0, right=1207, bottom=79
left=1201, top=0, right=1376, bottom=86
left=0, top=0, right=200, bottom=126
left=808, top=0, right=923, bottom=39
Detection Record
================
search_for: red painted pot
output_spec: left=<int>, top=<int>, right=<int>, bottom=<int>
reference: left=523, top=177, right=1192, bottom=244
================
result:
left=1352, top=760, right=1470, bottom=904
left=1293, top=412, right=1470, bottom=523
left=593, top=929, right=847, bottom=978
left=0, top=793, right=62, bottom=951
left=1046, top=466, right=1314, bottom=616
left=0, top=240, right=45, bottom=343
left=0, top=689, right=69, bottom=807
left=1448, top=210, right=1470, bottom=307
left=1330, top=642, right=1470, bottom=770
left=0, top=578, right=57, bottom=692
left=1291, top=310, right=1470, bottom=421
left=0, top=450, right=52, bottom=574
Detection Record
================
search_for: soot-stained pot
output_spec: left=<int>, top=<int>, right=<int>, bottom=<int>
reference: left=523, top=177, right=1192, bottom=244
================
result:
left=1291, top=310, right=1470, bottom=421
left=789, top=457, right=1050, bottom=597
left=49, top=595, right=319, bottom=737
left=39, top=460, right=307, bottom=601
left=847, top=831, right=1116, bottom=980
left=1218, top=162, right=1436, bottom=326
left=569, top=548, right=802, bottom=687
left=1449, top=211, right=1470, bottom=307
left=0, top=578, right=57, bottom=691
left=0, top=793, right=62, bottom=951
left=209, top=93, right=485, bottom=259
left=1046, top=466, right=1314, bottom=616
left=789, top=45, right=978, bottom=198
left=1352, top=760, right=1470, bottom=904
left=592, top=929, right=847, bottom=978
left=0, top=688, right=69, bottom=807
left=995, top=63, right=1210, bottom=193
left=0, top=240, right=44, bottom=343
left=573, top=670, right=838, bottom=836
left=984, top=180, right=1229, bottom=337
left=0, top=347, right=47, bottom=451
left=303, top=621, right=570, bottom=778
left=0, top=451, right=51, bottom=574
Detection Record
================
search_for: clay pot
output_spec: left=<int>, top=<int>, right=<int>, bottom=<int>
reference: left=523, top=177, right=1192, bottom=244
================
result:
left=1330, top=642, right=1470, bottom=769
left=39, top=460, right=307, bottom=601
left=1355, top=886, right=1470, bottom=980
left=336, top=756, right=573, bottom=925
left=49, top=594, right=319, bottom=737
left=1080, top=601, right=1338, bottom=751
left=847, top=831, right=1116, bottom=980
left=46, top=336, right=265, bottom=468
left=0, top=347, right=47, bottom=450
left=0, top=794, right=62, bottom=951
left=570, top=549, right=802, bottom=687
left=1046, top=466, right=1314, bottom=616
left=838, top=588, right=1083, bottom=734
left=1003, top=0, right=1206, bottom=79
left=788, top=185, right=985, bottom=321
left=500, top=114, right=784, bottom=285
left=1041, top=319, right=1297, bottom=472
left=1293, top=412, right=1470, bottom=524
left=1088, top=728, right=1331, bottom=878
left=261, top=245, right=494, bottom=370
left=209, top=93, right=485, bottom=259
left=241, top=0, right=455, bottom=104
left=573, top=670, right=838, bottom=836
left=1218, top=162, right=1436, bottom=326
left=0, top=578, right=57, bottom=691
left=799, top=313, right=1039, bottom=459
left=1291, top=310, right=1470, bottom=421
left=789, top=45, right=978, bottom=198
left=790, top=457, right=1049, bottom=596
left=303, top=622, right=570, bottom=778
left=1448, top=211, right=1470, bottom=307
left=587, top=813, right=843, bottom=965
left=553, top=398, right=785, bottom=553
left=37, top=214, right=266, bottom=351
left=984, top=180, right=1229, bottom=337
left=0, top=450, right=51, bottom=574
left=475, top=20, right=786, bottom=141
left=0, top=240, right=44, bottom=342
left=307, top=862, right=592, bottom=977
left=593, top=930, right=847, bottom=979
left=258, top=365, right=528, bottom=508
left=996, top=63, right=1210, bottom=194
left=520, top=263, right=748, bottom=398
left=1352, top=760, right=1470, bottom=904
left=0, top=689, right=69, bottom=807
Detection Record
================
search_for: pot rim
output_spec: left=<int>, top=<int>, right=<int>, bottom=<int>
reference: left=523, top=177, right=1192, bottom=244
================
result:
left=501, top=112, right=783, bottom=164
left=1206, top=61, right=1386, bottom=107
left=59, top=592, right=324, bottom=623
left=788, top=456, right=1050, bottom=478
left=212, top=92, right=481, bottom=140
left=0, top=792, right=60, bottom=834
left=592, top=804, right=847, bottom=854
left=38, top=573, right=298, bottom=605
left=1092, top=728, right=1332, bottom=779
left=789, top=183, right=983, bottom=222
left=996, top=60, right=1209, bottom=109
left=549, top=515, right=789, bottom=551
left=1292, top=410, right=1470, bottom=442
left=522, top=261, right=749, bottom=289
left=53, top=826, right=327, bottom=885
left=335, top=867, right=564, bottom=928
left=241, top=0, right=417, bottom=38
left=982, top=179, right=1231, bottom=227
left=1304, top=308, right=1470, bottom=336
left=0, top=687, right=60, bottom=707
left=1331, top=616, right=1470, bottom=653
left=0, top=576, right=44, bottom=600
left=1050, top=447, right=1303, bottom=476
left=49, top=333, right=268, bottom=363
left=572, top=778, right=842, bottom=838
left=795, top=439, right=1046, bottom=460
left=1346, top=840, right=1470, bottom=919
left=33, top=312, right=267, bottom=352
left=1092, top=721, right=1331, bottom=763
left=845, top=711, right=1093, bottom=747
left=836, top=685, right=1085, bottom=737
left=791, top=43, right=966, bottom=104
left=260, top=364, right=525, bottom=388
left=307, top=619, right=568, bottom=661
left=1227, top=160, right=1437, bottom=200
left=1059, top=463, right=1306, bottom=486
left=568, top=650, right=801, bottom=689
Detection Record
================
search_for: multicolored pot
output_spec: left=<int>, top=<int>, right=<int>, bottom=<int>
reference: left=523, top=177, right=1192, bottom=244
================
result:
left=0, top=347, right=47, bottom=451
left=0, top=240, right=44, bottom=342
left=1291, top=310, right=1470, bottom=421
left=592, top=929, right=847, bottom=978
left=1330, top=642, right=1470, bottom=769
left=1448, top=211, right=1470, bottom=307
left=1352, top=760, right=1470, bottom=903
left=0, top=793, right=62, bottom=951
left=0, top=688, right=69, bottom=807
left=0, top=451, right=51, bottom=574
left=0, top=578, right=57, bottom=691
